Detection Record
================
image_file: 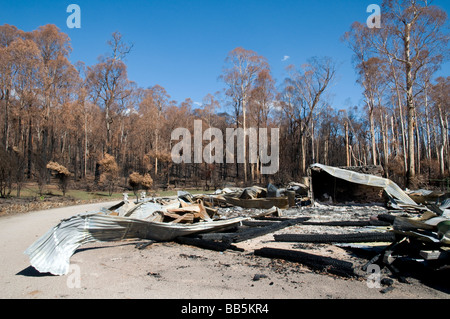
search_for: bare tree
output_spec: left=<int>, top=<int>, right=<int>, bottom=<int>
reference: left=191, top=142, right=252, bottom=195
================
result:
left=31, top=24, right=73, bottom=169
left=284, top=57, right=336, bottom=174
left=87, top=31, right=133, bottom=154
left=149, top=84, right=170, bottom=177
left=431, top=76, right=449, bottom=177
left=342, top=24, right=388, bottom=166
left=221, top=47, right=268, bottom=183
left=248, top=69, right=276, bottom=182
left=367, top=0, right=449, bottom=187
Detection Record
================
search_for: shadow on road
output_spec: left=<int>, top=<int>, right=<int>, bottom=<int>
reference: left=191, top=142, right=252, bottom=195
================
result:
left=16, top=266, right=54, bottom=277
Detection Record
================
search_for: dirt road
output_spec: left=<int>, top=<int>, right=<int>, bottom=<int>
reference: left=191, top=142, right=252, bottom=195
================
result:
left=0, top=201, right=448, bottom=300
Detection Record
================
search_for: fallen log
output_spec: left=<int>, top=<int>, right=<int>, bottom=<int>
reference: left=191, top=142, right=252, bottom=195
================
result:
left=274, top=232, right=396, bottom=243
left=254, top=247, right=358, bottom=278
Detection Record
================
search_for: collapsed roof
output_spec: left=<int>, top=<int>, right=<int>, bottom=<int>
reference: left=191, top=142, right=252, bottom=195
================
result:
left=309, top=163, right=420, bottom=209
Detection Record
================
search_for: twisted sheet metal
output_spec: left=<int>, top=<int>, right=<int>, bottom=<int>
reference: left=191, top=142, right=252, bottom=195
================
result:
left=24, top=212, right=246, bottom=276
left=310, top=163, right=418, bottom=206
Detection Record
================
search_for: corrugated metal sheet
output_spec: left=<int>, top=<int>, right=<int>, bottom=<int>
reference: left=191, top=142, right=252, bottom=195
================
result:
left=309, top=163, right=418, bottom=206
left=24, top=212, right=246, bottom=276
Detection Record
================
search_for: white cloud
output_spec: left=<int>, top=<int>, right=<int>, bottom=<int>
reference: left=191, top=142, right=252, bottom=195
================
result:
left=281, top=55, right=290, bottom=62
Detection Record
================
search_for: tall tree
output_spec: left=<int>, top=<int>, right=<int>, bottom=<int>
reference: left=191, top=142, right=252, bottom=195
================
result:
left=342, top=23, right=388, bottom=166
left=284, top=56, right=336, bottom=174
left=9, top=37, right=43, bottom=183
left=31, top=24, right=73, bottom=167
left=358, top=57, right=388, bottom=166
left=431, top=76, right=449, bottom=177
left=368, top=0, right=449, bottom=187
left=0, top=24, right=23, bottom=151
left=87, top=31, right=133, bottom=154
left=249, top=68, right=276, bottom=182
left=221, top=47, right=268, bottom=183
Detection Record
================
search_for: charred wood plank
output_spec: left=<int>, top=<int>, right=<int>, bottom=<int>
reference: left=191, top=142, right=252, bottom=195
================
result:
left=198, top=232, right=236, bottom=241
left=301, top=220, right=390, bottom=227
left=175, top=236, right=243, bottom=252
left=361, top=237, right=406, bottom=272
left=241, top=220, right=280, bottom=227
left=274, top=232, right=396, bottom=243
left=199, top=217, right=307, bottom=242
left=254, top=247, right=357, bottom=278
left=255, top=216, right=311, bottom=222
left=227, top=217, right=308, bottom=243
left=377, top=214, right=396, bottom=224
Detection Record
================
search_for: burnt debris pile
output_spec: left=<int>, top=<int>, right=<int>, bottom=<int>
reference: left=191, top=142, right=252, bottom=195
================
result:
left=25, top=164, right=449, bottom=292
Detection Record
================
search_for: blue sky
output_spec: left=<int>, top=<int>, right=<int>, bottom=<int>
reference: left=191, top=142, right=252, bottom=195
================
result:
left=1, top=0, right=449, bottom=112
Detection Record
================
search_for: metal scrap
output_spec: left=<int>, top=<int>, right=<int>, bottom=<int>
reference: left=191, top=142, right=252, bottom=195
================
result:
left=24, top=197, right=248, bottom=275
left=24, top=163, right=450, bottom=284
left=309, top=163, right=422, bottom=209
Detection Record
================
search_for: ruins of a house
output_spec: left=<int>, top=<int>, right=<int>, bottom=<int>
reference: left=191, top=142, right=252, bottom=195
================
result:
left=24, top=163, right=450, bottom=288
left=308, top=163, right=420, bottom=208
